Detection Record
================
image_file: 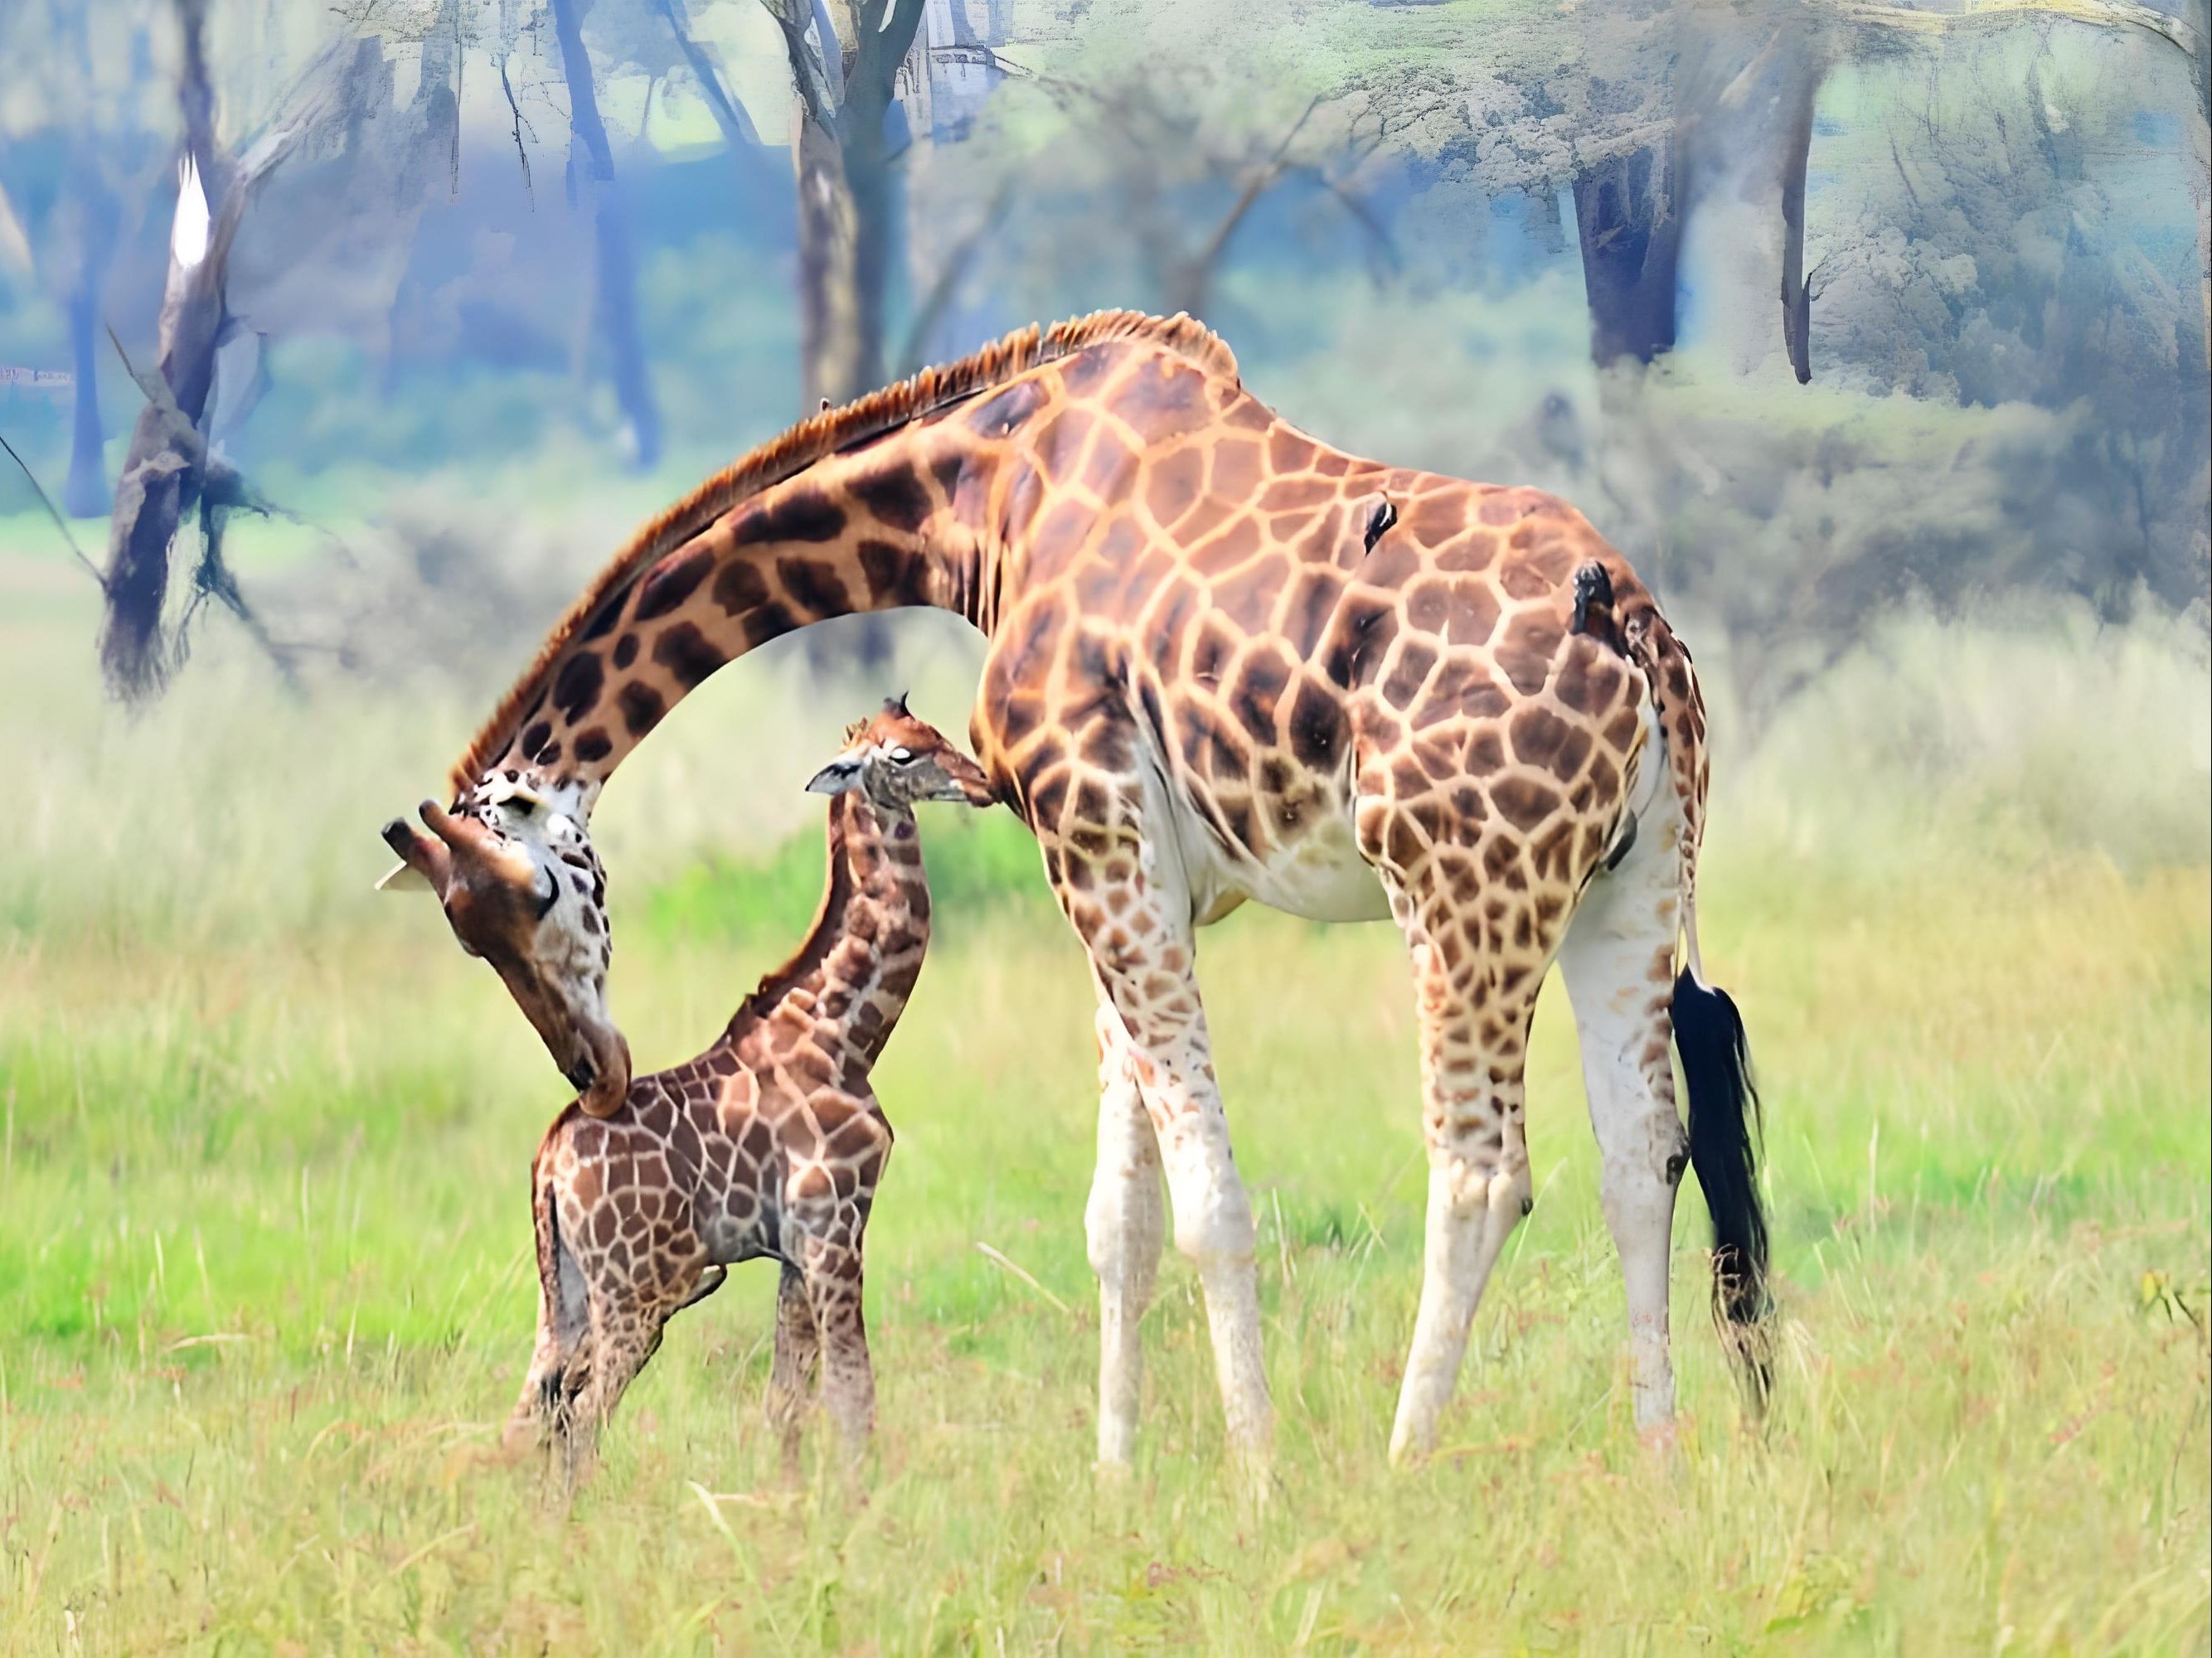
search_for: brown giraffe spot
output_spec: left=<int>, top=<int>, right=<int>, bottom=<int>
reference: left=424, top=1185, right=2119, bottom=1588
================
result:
left=1510, top=705, right=1572, bottom=770
left=1231, top=642, right=1296, bottom=744
left=1266, top=427, right=1314, bottom=472
left=779, top=556, right=853, bottom=618
left=612, top=633, right=641, bottom=671
left=1381, top=640, right=1436, bottom=710
left=1146, top=447, right=1205, bottom=526
left=1436, top=534, right=1498, bottom=574
left=1120, top=357, right=1210, bottom=443
left=1281, top=568, right=1346, bottom=659
left=574, top=728, right=613, bottom=763
left=1210, top=437, right=1263, bottom=497
left=1191, top=514, right=1261, bottom=578
left=635, top=545, right=714, bottom=618
left=521, top=720, right=552, bottom=759
left=1288, top=677, right=1345, bottom=769
left=743, top=489, right=846, bottom=545
left=851, top=463, right=933, bottom=533
left=1322, top=594, right=1396, bottom=687
left=856, top=541, right=929, bottom=604
left=1500, top=560, right=1557, bottom=602
left=966, top=378, right=1046, bottom=439
left=652, top=623, right=727, bottom=689
left=1491, top=776, right=1560, bottom=832
left=711, top=560, right=768, bottom=614
left=618, top=681, right=666, bottom=738
left=552, top=652, right=604, bottom=722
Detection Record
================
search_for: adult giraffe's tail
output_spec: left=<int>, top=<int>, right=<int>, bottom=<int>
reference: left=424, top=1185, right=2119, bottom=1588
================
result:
left=1602, top=567, right=1773, bottom=1407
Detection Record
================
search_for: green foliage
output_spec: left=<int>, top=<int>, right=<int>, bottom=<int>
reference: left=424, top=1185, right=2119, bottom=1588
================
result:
left=637, top=808, right=1052, bottom=950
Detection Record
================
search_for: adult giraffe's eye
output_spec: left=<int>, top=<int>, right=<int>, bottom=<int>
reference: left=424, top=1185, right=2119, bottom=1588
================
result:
left=888, top=747, right=914, bottom=764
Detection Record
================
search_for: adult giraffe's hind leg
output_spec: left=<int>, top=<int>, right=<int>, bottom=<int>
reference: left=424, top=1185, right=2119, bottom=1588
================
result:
left=1085, top=992, right=1166, bottom=1471
left=1380, top=865, right=1545, bottom=1466
left=1040, top=802, right=1272, bottom=1464
left=1555, top=801, right=1691, bottom=1438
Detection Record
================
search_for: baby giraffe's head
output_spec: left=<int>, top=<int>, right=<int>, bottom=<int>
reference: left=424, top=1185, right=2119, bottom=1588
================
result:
left=806, top=696, right=997, bottom=812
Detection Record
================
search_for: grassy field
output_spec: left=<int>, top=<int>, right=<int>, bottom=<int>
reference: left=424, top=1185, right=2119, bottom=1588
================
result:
left=2, top=539, right=2207, bottom=1654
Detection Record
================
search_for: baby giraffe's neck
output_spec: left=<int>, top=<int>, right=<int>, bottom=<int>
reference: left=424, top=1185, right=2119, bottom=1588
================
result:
left=728, top=791, right=931, bottom=1083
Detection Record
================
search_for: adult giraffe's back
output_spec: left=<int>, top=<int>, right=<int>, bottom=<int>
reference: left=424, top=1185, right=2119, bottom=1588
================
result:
left=381, top=310, right=1771, bottom=1466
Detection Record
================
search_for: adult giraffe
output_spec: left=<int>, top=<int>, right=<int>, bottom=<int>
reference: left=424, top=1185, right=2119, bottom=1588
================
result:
left=380, top=310, right=1769, bottom=1467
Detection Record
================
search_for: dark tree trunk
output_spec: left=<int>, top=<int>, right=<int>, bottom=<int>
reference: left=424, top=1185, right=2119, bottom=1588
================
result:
left=794, top=107, right=866, bottom=408
left=549, top=0, right=662, bottom=468
left=1778, top=80, right=1817, bottom=384
left=1572, top=140, right=1681, bottom=366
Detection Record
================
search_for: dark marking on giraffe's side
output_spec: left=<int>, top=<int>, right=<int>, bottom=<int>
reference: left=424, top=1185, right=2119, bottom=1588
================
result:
left=779, top=557, right=853, bottom=619
left=652, top=623, right=726, bottom=689
left=742, top=489, right=847, bottom=546
left=635, top=546, right=714, bottom=620
left=536, top=740, right=563, bottom=768
left=521, top=721, right=552, bottom=760
left=743, top=601, right=799, bottom=650
left=1232, top=644, right=1294, bottom=744
left=851, top=540, right=921, bottom=605
left=851, top=464, right=933, bottom=534
left=574, top=728, right=613, bottom=764
left=1283, top=569, right=1346, bottom=661
left=1322, top=594, right=1396, bottom=687
left=552, top=652, right=605, bottom=723
left=966, top=378, right=1046, bottom=438
left=712, top=560, right=769, bottom=615
left=612, top=633, right=640, bottom=671
left=618, top=681, right=666, bottom=739
left=1288, top=677, right=1345, bottom=770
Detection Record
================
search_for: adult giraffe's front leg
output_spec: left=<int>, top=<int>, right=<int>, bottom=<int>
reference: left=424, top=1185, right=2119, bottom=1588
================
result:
left=1041, top=817, right=1272, bottom=1463
left=1085, top=990, right=1166, bottom=1471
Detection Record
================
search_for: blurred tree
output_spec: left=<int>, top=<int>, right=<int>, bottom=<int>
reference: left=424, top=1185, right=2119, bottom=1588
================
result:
left=547, top=0, right=665, bottom=465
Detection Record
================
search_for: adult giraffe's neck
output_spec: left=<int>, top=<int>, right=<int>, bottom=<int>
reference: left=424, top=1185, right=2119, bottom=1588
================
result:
left=453, top=420, right=1012, bottom=815
left=731, top=792, right=932, bottom=1078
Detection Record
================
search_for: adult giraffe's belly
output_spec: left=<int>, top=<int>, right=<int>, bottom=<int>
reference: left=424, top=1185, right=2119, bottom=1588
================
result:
left=1182, top=807, right=1395, bottom=926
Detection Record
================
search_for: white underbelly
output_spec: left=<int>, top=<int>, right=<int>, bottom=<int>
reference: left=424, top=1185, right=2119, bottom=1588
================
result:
left=1185, top=812, right=1394, bottom=925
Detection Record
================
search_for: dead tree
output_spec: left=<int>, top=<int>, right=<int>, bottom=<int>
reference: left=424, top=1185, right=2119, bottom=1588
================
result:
left=548, top=0, right=662, bottom=468
left=97, top=0, right=300, bottom=701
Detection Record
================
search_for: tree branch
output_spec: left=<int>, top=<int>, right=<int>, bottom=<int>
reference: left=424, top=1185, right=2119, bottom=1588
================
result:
left=657, top=0, right=765, bottom=149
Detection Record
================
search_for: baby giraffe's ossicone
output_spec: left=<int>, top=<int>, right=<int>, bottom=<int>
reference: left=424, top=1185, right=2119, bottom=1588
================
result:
left=504, top=700, right=995, bottom=1481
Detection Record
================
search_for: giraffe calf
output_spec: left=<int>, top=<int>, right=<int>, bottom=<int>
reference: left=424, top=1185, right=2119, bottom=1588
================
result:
left=502, top=700, right=996, bottom=1480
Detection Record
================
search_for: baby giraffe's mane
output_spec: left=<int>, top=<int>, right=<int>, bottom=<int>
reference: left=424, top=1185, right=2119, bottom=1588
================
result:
left=449, top=309, right=1239, bottom=799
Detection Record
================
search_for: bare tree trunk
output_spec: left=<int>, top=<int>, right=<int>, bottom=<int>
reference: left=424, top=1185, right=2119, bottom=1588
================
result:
left=549, top=0, right=662, bottom=468
left=794, top=104, right=866, bottom=408
left=1778, top=78, right=1817, bottom=384
left=1572, top=140, right=1681, bottom=366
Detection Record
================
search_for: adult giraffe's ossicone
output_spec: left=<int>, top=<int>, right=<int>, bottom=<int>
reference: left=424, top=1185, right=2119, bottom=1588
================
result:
left=381, top=310, right=1772, bottom=1466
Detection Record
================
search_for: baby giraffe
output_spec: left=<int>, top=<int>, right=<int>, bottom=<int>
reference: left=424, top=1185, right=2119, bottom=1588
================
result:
left=503, top=699, right=995, bottom=1478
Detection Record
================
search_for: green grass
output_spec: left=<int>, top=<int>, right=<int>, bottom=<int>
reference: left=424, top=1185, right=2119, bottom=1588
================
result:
left=2, top=554, right=2207, bottom=1654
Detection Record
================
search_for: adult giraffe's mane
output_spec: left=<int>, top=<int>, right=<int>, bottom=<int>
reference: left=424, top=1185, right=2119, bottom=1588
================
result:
left=449, top=309, right=1239, bottom=798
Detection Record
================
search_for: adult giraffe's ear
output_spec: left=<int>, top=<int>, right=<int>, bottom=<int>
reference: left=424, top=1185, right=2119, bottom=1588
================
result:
left=377, top=815, right=451, bottom=895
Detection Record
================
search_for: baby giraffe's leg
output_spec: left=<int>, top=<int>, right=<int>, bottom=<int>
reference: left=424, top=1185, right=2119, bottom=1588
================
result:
left=565, top=1297, right=665, bottom=1489
left=766, top=1262, right=822, bottom=1476
left=506, top=1182, right=589, bottom=1461
left=798, top=1232, right=875, bottom=1460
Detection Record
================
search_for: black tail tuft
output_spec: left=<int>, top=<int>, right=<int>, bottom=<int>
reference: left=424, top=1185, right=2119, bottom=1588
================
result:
left=1673, top=968, right=1773, bottom=1408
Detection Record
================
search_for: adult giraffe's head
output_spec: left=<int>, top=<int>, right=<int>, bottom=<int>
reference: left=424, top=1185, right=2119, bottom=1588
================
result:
left=379, top=781, right=629, bottom=1118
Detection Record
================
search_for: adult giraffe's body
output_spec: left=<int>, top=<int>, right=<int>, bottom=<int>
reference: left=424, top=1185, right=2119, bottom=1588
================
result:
left=382, top=310, right=1770, bottom=1466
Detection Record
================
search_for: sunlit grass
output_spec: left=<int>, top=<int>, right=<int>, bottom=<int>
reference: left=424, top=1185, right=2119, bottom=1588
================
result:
left=2, top=559, right=2206, bottom=1652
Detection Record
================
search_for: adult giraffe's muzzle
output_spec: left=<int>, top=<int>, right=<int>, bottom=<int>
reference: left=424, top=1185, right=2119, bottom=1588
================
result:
left=380, top=802, right=633, bottom=1118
